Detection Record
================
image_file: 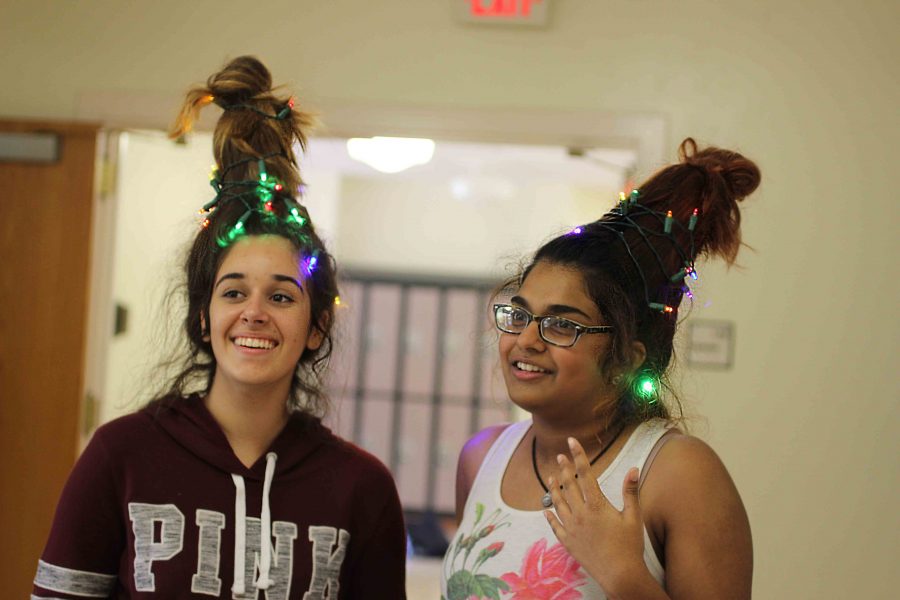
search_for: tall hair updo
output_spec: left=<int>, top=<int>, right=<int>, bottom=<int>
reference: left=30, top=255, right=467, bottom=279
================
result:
left=508, top=138, right=761, bottom=426
left=160, top=55, right=338, bottom=416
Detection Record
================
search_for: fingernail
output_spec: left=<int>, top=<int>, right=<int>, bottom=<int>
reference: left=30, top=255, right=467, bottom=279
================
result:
left=548, top=476, right=555, bottom=486
left=567, top=437, right=576, bottom=450
left=557, top=454, right=565, bottom=464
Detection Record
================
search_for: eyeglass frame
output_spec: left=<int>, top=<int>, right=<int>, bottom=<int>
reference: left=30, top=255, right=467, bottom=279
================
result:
left=492, top=303, right=614, bottom=348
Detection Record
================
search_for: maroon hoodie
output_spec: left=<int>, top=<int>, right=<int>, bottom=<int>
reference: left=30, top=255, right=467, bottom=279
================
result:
left=33, top=396, right=407, bottom=599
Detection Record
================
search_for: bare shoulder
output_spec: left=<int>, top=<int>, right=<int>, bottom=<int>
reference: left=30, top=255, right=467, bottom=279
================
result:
left=642, top=433, right=753, bottom=599
left=648, top=433, right=731, bottom=482
left=643, top=433, right=744, bottom=517
left=454, top=423, right=511, bottom=524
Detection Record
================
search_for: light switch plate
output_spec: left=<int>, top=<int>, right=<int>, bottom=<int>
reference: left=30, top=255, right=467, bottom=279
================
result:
left=686, top=319, right=734, bottom=369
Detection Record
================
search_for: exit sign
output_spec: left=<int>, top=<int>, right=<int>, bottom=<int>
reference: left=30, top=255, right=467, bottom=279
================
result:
left=454, top=0, right=551, bottom=27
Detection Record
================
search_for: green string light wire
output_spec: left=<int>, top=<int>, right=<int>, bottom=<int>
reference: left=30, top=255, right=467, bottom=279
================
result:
left=219, top=97, right=294, bottom=121
left=578, top=189, right=701, bottom=315
left=201, top=153, right=313, bottom=249
left=614, top=199, right=696, bottom=277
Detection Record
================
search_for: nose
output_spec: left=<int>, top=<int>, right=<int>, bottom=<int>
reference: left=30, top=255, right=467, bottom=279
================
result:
left=515, top=319, right=545, bottom=351
left=241, top=294, right=269, bottom=325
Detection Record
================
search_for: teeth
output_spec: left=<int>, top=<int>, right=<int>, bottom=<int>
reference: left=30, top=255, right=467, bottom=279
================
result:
left=234, top=337, right=275, bottom=350
left=515, top=361, right=548, bottom=373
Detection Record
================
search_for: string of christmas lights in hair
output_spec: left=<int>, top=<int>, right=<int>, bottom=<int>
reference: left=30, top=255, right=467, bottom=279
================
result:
left=195, top=96, right=320, bottom=275
left=563, top=189, right=703, bottom=405
left=568, top=189, right=700, bottom=315
left=198, top=158, right=319, bottom=274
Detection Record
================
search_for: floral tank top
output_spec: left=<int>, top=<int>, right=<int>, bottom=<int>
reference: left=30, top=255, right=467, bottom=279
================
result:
left=440, top=419, right=668, bottom=600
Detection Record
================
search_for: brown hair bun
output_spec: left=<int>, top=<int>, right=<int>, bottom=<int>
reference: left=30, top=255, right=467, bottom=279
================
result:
left=169, top=55, right=315, bottom=198
left=206, top=55, right=273, bottom=106
left=638, top=138, right=761, bottom=265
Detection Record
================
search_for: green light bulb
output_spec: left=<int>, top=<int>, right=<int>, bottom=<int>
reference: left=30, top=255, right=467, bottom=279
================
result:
left=290, top=207, right=307, bottom=227
left=258, top=159, right=268, bottom=182
left=634, top=375, right=658, bottom=403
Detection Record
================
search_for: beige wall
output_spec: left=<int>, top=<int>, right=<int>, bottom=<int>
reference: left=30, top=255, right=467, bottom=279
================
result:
left=2, top=1, right=897, bottom=597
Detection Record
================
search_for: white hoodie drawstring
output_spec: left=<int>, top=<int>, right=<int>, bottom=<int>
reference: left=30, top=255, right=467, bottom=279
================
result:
left=231, top=474, right=247, bottom=595
left=230, top=452, right=278, bottom=595
left=255, top=452, right=277, bottom=590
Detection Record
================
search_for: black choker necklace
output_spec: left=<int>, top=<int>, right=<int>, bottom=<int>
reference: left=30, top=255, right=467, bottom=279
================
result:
left=532, top=424, right=625, bottom=508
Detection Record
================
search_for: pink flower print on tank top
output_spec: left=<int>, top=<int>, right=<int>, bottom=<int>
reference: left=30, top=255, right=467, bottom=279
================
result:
left=500, top=538, right=587, bottom=599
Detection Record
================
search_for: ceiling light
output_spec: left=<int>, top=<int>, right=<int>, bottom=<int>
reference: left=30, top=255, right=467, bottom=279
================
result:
left=450, top=178, right=471, bottom=200
left=346, top=136, right=435, bottom=174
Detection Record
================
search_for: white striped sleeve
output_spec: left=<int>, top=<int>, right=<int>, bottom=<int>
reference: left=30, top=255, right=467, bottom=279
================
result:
left=33, top=560, right=116, bottom=598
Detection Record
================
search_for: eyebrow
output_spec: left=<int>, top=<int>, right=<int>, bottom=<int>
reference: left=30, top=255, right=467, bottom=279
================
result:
left=510, top=295, right=593, bottom=320
left=273, top=274, right=304, bottom=290
left=214, top=273, right=303, bottom=291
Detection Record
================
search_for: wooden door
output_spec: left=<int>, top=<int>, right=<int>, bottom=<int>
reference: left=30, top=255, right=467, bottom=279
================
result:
left=0, top=120, right=99, bottom=596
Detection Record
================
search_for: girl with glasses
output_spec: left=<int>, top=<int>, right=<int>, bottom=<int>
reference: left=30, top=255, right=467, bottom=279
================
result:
left=442, top=140, right=759, bottom=600
left=33, top=57, right=406, bottom=599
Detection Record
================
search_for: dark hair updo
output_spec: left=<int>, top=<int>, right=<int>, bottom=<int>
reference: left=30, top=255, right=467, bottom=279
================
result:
left=512, top=138, right=761, bottom=425
left=161, top=55, right=338, bottom=416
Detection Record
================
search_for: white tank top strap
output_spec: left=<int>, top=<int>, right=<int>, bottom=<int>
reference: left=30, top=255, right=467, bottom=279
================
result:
left=595, top=418, right=672, bottom=581
left=639, top=427, right=680, bottom=488
left=467, top=419, right=531, bottom=500
left=597, top=418, right=672, bottom=502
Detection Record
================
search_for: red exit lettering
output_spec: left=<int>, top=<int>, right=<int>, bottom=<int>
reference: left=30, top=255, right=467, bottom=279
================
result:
left=470, top=0, right=541, bottom=18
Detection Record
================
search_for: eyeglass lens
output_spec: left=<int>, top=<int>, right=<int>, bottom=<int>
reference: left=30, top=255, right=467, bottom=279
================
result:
left=495, top=305, right=578, bottom=346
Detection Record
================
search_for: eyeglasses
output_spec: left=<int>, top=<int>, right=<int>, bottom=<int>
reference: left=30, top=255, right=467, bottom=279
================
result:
left=492, top=303, right=614, bottom=348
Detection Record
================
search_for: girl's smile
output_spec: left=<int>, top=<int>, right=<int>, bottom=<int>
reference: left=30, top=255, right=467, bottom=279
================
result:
left=511, top=359, right=552, bottom=378
left=232, top=335, right=278, bottom=351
